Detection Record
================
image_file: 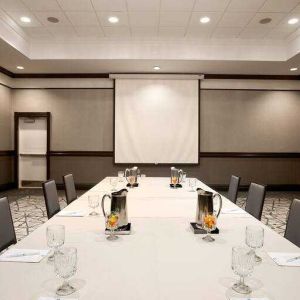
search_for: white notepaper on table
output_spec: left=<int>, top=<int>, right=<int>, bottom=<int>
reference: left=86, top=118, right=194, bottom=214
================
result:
left=0, top=249, right=50, bottom=263
left=268, top=252, right=300, bottom=266
left=221, top=208, right=247, bottom=214
left=230, top=298, right=269, bottom=300
left=57, top=210, right=87, bottom=217
left=38, top=297, right=78, bottom=300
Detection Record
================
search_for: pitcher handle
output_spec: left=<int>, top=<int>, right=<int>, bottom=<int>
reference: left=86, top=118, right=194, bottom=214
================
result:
left=101, top=194, right=111, bottom=217
left=213, top=193, right=223, bottom=217
left=125, top=169, right=130, bottom=183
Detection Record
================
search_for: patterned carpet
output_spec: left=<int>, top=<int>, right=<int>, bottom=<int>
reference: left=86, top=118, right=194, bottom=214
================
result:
left=0, top=189, right=299, bottom=241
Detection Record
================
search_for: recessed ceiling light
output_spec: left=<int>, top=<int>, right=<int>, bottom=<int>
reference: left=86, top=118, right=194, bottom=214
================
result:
left=200, top=16, right=210, bottom=24
left=16, top=66, right=24, bottom=70
left=47, top=17, right=59, bottom=23
left=259, top=17, right=272, bottom=24
left=288, top=18, right=299, bottom=25
left=108, top=16, right=119, bottom=24
left=153, top=66, right=160, bottom=71
left=20, top=16, right=31, bottom=23
left=290, top=67, right=298, bottom=71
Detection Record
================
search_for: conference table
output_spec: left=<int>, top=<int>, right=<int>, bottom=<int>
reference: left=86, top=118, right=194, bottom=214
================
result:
left=0, top=177, right=299, bottom=300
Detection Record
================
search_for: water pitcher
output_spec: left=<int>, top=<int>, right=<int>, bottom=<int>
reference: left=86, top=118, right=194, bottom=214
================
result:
left=195, top=189, right=222, bottom=227
left=125, top=166, right=140, bottom=187
left=170, top=167, right=183, bottom=185
left=101, top=189, right=128, bottom=227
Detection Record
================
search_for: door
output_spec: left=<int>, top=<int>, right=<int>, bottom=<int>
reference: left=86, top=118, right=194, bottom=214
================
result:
left=15, top=113, right=50, bottom=188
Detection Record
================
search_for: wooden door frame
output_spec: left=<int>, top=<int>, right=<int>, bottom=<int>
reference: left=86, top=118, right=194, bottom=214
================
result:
left=14, top=112, right=51, bottom=187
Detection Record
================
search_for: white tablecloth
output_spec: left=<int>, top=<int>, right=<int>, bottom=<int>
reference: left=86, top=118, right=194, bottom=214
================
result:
left=0, top=177, right=299, bottom=300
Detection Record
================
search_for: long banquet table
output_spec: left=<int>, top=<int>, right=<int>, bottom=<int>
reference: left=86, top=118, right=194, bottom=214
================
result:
left=0, top=177, right=299, bottom=300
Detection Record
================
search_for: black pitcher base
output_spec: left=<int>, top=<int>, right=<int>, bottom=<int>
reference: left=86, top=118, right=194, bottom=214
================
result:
left=105, top=223, right=131, bottom=235
left=170, top=184, right=182, bottom=188
left=126, top=183, right=139, bottom=188
left=190, top=223, right=219, bottom=234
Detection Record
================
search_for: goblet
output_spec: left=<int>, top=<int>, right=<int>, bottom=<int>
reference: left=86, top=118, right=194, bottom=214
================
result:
left=106, top=212, right=119, bottom=241
left=110, top=177, right=118, bottom=191
left=246, top=225, right=264, bottom=263
left=55, top=247, right=77, bottom=296
left=46, top=224, right=65, bottom=262
left=202, top=213, right=217, bottom=242
left=231, top=246, right=255, bottom=294
left=88, top=195, right=99, bottom=216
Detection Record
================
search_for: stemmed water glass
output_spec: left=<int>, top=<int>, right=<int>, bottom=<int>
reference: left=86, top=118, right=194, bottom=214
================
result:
left=231, top=246, right=255, bottom=294
left=118, top=171, right=124, bottom=182
left=110, top=177, right=118, bottom=191
left=46, top=224, right=65, bottom=262
left=202, top=213, right=217, bottom=242
left=54, top=247, right=77, bottom=296
left=88, top=195, right=99, bottom=216
left=189, top=178, right=196, bottom=191
left=246, top=225, right=264, bottom=263
left=106, top=212, right=119, bottom=241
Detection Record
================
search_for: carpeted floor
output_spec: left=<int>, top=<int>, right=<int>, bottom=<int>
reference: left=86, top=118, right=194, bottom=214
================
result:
left=0, top=188, right=299, bottom=241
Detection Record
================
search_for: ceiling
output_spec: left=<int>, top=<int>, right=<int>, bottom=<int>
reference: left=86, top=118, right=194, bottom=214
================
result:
left=1, top=0, right=300, bottom=74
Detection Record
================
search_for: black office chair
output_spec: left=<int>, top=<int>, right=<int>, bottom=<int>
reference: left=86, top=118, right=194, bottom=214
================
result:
left=245, top=183, right=266, bottom=220
left=0, top=197, right=17, bottom=252
left=227, top=175, right=241, bottom=204
left=63, top=174, right=77, bottom=205
left=42, top=180, right=60, bottom=219
left=285, top=199, right=300, bottom=247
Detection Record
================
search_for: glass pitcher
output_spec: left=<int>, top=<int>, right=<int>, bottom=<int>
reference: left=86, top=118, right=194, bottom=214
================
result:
left=170, top=167, right=183, bottom=188
left=125, top=166, right=139, bottom=188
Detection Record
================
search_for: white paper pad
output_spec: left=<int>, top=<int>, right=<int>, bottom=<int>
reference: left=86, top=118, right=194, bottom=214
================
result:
left=0, top=249, right=50, bottom=263
left=57, top=210, right=87, bottom=217
left=221, top=208, right=247, bottom=214
left=268, top=252, right=300, bottom=266
left=230, top=298, right=269, bottom=300
left=38, top=297, right=78, bottom=300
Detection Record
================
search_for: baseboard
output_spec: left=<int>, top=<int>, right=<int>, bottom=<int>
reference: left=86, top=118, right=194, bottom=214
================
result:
left=56, top=183, right=94, bottom=190
left=211, top=184, right=300, bottom=192
left=0, top=182, right=17, bottom=192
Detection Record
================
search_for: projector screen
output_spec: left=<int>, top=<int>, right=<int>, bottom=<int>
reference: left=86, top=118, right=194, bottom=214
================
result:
left=114, top=79, right=199, bottom=164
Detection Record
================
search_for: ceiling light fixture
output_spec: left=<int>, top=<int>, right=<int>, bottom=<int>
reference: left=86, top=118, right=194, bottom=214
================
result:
left=153, top=66, right=161, bottom=71
left=16, top=66, right=24, bottom=70
left=200, top=16, right=210, bottom=24
left=47, top=17, right=59, bottom=23
left=288, top=18, right=299, bottom=25
left=108, top=16, right=119, bottom=24
left=20, top=16, right=31, bottom=23
left=290, top=67, right=298, bottom=71
left=259, top=17, right=272, bottom=24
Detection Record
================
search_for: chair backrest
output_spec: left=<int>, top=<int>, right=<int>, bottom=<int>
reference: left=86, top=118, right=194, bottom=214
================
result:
left=285, top=199, right=300, bottom=247
left=227, top=175, right=241, bottom=204
left=245, top=182, right=266, bottom=220
left=0, top=197, right=17, bottom=252
left=42, top=180, right=60, bottom=219
left=63, top=174, right=77, bottom=205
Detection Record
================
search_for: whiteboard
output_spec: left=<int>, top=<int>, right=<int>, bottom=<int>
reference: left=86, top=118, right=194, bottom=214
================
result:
left=115, top=79, right=199, bottom=164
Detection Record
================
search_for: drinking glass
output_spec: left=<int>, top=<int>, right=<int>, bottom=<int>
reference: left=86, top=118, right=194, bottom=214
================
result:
left=106, top=212, right=119, bottom=241
left=189, top=178, right=196, bottom=191
left=54, top=247, right=77, bottom=296
left=118, top=171, right=124, bottom=182
left=88, top=195, right=99, bottom=216
left=182, top=172, right=187, bottom=183
left=46, top=225, right=65, bottom=262
left=231, top=246, right=255, bottom=294
left=110, top=177, right=118, bottom=191
left=202, top=213, right=217, bottom=242
left=246, top=225, right=264, bottom=263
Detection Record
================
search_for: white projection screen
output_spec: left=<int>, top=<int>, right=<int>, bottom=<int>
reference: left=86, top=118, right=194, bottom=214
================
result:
left=114, top=79, right=199, bottom=164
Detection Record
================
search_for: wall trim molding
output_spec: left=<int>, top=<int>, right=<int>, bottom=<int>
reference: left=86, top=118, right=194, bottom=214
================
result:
left=199, top=152, right=300, bottom=158
left=47, top=151, right=300, bottom=158
left=50, top=151, right=114, bottom=157
left=0, top=150, right=15, bottom=156
left=1, top=65, right=300, bottom=80
left=212, top=184, right=300, bottom=192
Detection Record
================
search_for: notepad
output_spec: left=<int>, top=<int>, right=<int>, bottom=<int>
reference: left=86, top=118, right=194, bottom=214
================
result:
left=57, top=210, right=87, bottom=217
left=230, top=298, right=269, bottom=300
left=221, top=208, right=247, bottom=214
left=268, top=252, right=300, bottom=267
left=38, top=297, right=78, bottom=300
left=0, top=249, right=50, bottom=263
